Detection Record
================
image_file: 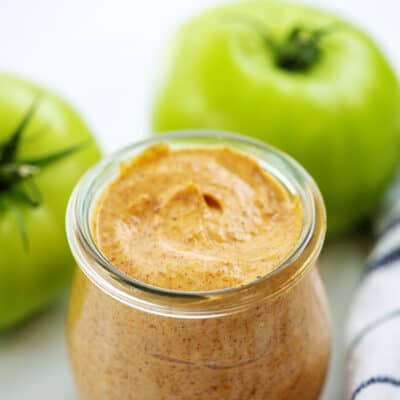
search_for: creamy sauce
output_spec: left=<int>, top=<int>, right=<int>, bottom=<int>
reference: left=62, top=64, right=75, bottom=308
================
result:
left=93, top=144, right=302, bottom=291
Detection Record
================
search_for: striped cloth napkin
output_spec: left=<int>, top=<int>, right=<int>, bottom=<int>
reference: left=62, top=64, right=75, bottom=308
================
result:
left=346, top=176, right=400, bottom=400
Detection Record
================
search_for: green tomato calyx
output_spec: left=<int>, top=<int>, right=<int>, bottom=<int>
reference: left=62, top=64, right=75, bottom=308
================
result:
left=264, top=26, right=331, bottom=72
left=0, top=96, right=88, bottom=249
left=225, top=15, right=333, bottom=72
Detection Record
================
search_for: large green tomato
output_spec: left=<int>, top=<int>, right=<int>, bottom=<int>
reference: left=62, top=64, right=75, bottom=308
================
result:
left=152, top=0, right=400, bottom=235
left=0, top=74, right=101, bottom=330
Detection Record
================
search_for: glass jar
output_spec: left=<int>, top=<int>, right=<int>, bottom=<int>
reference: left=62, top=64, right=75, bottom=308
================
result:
left=66, top=131, right=331, bottom=400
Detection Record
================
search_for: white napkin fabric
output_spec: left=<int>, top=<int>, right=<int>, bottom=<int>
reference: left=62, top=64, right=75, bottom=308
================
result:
left=346, top=180, right=400, bottom=400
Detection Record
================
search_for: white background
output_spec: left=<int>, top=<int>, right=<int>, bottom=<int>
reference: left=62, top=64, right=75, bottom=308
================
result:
left=0, top=0, right=398, bottom=399
left=0, top=0, right=399, bottom=153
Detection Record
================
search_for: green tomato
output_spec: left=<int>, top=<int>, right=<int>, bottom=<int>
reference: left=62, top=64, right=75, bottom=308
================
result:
left=152, top=0, right=400, bottom=235
left=0, top=74, right=101, bottom=330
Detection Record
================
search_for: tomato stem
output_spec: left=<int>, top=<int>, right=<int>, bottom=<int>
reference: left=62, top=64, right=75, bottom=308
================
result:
left=264, top=26, right=332, bottom=72
left=0, top=97, right=89, bottom=249
left=224, top=15, right=334, bottom=72
left=0, top=164, right=39, bottom=188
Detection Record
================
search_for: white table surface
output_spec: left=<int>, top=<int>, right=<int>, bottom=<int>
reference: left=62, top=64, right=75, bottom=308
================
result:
left=0, top=0, right=398, bottom=399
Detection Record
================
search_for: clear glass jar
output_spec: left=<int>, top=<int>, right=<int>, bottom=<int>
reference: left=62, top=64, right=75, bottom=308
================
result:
left=66, top=131, right=331, bottom=400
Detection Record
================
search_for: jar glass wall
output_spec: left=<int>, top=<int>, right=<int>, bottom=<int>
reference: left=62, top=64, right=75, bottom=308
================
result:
left=66, top=131, right=331, bottom=400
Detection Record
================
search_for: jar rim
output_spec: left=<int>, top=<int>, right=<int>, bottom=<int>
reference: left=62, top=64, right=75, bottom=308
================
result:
left=66, top=130, right=326, bottom=317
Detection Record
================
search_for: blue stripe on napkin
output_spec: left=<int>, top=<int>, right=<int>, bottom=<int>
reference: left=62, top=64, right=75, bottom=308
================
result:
left=351, top=376, right=400, bottom=400
left=367, top=246, right=400, bottom=273
left=348, top=308, right=400, bottom=352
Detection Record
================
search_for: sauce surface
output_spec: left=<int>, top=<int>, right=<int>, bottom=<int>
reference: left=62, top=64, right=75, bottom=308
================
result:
left=94, top=144, right=302, bottom=291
